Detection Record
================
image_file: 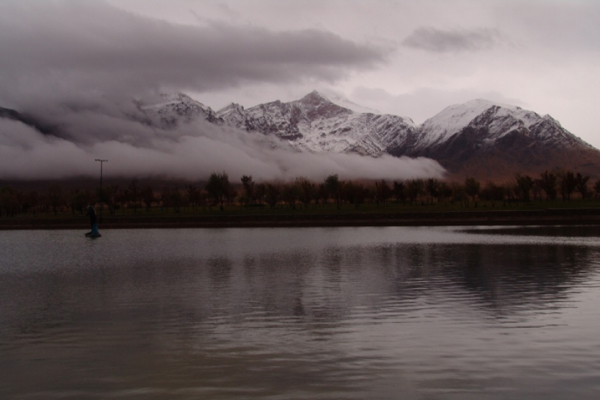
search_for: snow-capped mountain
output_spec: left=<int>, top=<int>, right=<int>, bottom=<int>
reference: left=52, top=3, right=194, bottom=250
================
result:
left=143, top=91, right=592, bottom=158
left=411, top=99, right=591, bottom=150
left=216, top=103, right=246, bottom=128
left=3, top=90, right=599, bottom=180
left=135, top=90, right=417, bottom=155
left=387, top=99, right=598, bottom=179
left=216, top=91, right=416, bottom=156
left=135, top=93, right=222, bottom=128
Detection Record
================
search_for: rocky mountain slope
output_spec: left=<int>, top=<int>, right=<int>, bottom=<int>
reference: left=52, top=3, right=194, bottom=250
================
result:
left=388, top=99, right=599, bottom=179
left=134, top=93, right=222, bottom=128
left=3, top=91, right=599, bottom=180
left=216, top=91, right=416, bottom=156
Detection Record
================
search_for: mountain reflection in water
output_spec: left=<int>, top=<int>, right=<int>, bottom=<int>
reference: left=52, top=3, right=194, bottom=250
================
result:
left=1, top=227, right=599, bottom=399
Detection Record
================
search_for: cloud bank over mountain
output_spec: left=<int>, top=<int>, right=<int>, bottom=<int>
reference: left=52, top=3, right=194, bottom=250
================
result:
left=0, top=1, right=446, bottom=181
left=0, top=107, right=445, bottom=181
left=0, top=1, right=388, bottom=111
left=4, top=0, right=596, bottom=181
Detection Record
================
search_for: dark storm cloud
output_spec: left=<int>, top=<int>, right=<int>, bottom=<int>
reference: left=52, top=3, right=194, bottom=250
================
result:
left=0, top=0, right=389, bottom=109
left=402, top=27, right=501, bottom=53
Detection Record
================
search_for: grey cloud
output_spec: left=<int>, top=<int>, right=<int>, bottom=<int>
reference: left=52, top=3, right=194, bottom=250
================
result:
left=352, top=86, right=523, bottom=124
left=0, top=0, right=443, bottom=182
left=402, top=27, right=502, bottom=53
left=0, top=0, right=388, bottom=110
left=0, top=115, right=445, bottom=181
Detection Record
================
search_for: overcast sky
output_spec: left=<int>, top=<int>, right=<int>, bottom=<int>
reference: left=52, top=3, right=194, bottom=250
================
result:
left=0, top=0, right=599, bottom=180
left=101, top=0, right=600, bottom=146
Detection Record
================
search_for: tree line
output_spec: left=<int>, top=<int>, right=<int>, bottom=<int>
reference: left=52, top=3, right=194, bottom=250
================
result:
left=1, top=169, right=599, bottom=217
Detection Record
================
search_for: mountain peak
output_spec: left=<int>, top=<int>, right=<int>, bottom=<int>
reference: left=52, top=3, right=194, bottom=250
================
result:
left=298, top=90, right=331, bottom=105
left=137, top=92, right=207, bottom=110
left=417, top=99, right=501, bottom=146
left=293, top=90, right=352, bottom=121
left=216, top=102, right=245, bottom=124
left=217, top=102, right=244, bottom=113
left=413, top=97, right=594, bottom=156
left=135, top=91, right=215, bottom=128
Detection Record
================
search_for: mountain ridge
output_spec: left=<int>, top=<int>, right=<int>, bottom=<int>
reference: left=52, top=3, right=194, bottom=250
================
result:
left=2, top=91, right=599, bottom=180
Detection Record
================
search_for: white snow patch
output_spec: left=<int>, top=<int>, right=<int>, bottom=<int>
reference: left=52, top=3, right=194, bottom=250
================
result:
left=418, top=99, right=547, bottom=145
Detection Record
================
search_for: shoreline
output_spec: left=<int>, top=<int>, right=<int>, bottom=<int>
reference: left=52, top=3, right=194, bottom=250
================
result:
left=2, top=208, right=600, bottom=230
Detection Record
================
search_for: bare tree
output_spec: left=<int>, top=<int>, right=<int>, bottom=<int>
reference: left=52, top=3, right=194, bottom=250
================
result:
left=315, top=183, right=328, bottom=206
left=281, top=182, right=299, bottom=209
left=255, top=183, right=266, bottom=206
left=185, top=185, right=200, bottom=210
left=451, top=182, right=467, bottom=207
left=425, top=178, right=440, bottom=205
left=296, top=178, right=315, bottom=208
left=575, top=173, right=590, bottom=200
left=240, top=175, right=255, bottom=206
left=170, top=189, right=183, bottom=213
left=406, top=179, right=424, bottom=205
left=142, top=185, right=154, bottom=212
left=481, top=181, right=505, bottom=207
left=374, top=180, right=392, bottom=207
left=324, top=174, right=343, bottom=209
left=22, top=190, right=40, bottom=215
left=128, top=179, right=141, bottom=213
left=46, top=184, right=64, bottom=215
left=0, top=187, right=20, bottom=217
left=514, top=174, right=533, bottom=202
left=205, top=172, right=230, bottom=211
left=538, top=170, right=557, bottom=201
left=594, top=180, right=600, bottom=200
left=464, top=178, right=481, bottom=207
left=159, top=187, right=172, bottom=212
left=264, top=183, right=280, bottom=208
left=559, top=170, right=577, bottom=202
left=343, top=181, right=367, bottom=209
left=393, top=181, right=406, bottom=203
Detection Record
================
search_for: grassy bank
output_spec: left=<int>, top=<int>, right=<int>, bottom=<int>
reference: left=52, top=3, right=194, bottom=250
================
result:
left=2, top=200, right=600, bottom=229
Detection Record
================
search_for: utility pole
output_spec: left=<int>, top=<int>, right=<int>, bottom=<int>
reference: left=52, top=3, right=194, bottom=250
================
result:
left=95, top=159, right=108, bottom=222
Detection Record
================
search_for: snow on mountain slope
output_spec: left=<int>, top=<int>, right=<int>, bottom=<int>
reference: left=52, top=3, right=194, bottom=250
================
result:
left=4, top=87, right=599, bottom=181
left=216, top=103, right=246, bottom=128
left=416, top=99, right=504, bottom=147
left=294, top=111, right=412, bottom=154
left=381, top=97, right=600, bottom=180
left=216, top=90, right=415, bottom=156
left=136, top=93, right=221, bottom=128
left=131, top=90, right=595, bottom=171
left=415, top=98, right=591, bottom=150
left=467, top=105, right=592, bottom=149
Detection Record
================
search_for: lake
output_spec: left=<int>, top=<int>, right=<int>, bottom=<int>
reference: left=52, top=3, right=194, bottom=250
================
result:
left=1, top=226, right=600, bottom=399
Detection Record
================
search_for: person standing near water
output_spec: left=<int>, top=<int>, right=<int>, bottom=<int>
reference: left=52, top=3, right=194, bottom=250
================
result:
left=85, top=204, right=101, bottom=238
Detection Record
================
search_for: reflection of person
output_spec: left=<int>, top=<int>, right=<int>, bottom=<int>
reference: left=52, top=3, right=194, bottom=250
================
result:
left=85, top=204, right=101, bottom=237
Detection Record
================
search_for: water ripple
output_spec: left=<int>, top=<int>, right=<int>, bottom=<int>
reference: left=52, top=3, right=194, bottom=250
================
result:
left=2, top=226, right=600, bottom=399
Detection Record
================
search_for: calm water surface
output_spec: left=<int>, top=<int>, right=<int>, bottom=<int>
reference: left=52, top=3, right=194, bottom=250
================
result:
left=1, top=226, right=600, bottom=399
